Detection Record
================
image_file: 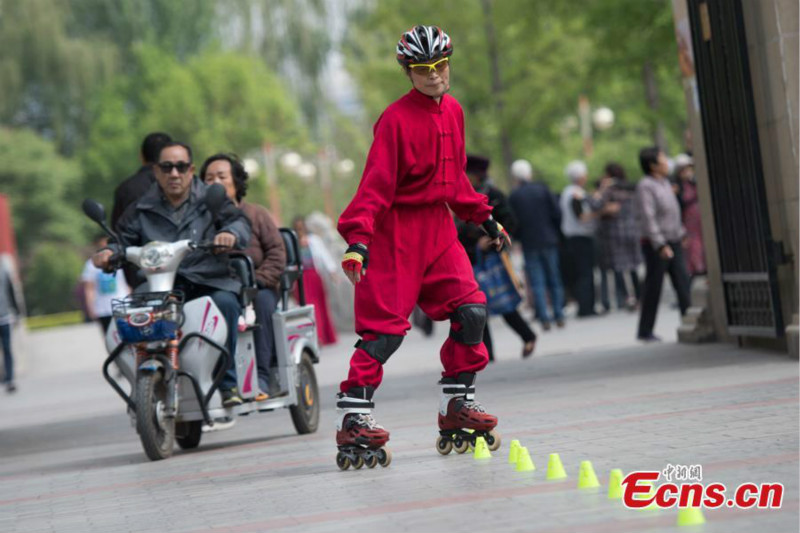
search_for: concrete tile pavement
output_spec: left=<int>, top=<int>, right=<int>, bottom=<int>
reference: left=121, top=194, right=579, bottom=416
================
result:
left=0, top=306, right=797, bottom=532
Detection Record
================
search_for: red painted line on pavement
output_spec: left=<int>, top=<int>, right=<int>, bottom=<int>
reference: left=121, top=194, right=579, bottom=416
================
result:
left=185, top=480, right=575, bottom=533
left=531, top=501, right=800, bottom=533
left=515, top=396, right=798, bottom=438
left=703, top=451, right=800, bottom=473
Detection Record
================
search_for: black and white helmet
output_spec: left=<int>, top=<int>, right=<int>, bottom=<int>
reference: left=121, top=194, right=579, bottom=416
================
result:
left=396, top=25, right=453, bottom=67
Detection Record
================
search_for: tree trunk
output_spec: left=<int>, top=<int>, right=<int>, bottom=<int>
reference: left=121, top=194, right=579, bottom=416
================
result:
left=480, top=0, right=515, bottom=188
left=643, top=60, right=668, bottom=151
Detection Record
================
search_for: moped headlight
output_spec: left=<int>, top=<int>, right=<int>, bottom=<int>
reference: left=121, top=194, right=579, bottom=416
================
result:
left=139, top=242, right=173, bottom=269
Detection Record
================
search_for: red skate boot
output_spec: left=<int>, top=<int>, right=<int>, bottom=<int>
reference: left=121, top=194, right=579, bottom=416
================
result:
left=336, top=387, right=391, bottom=470
left=436, top=373, right=500, bottom=455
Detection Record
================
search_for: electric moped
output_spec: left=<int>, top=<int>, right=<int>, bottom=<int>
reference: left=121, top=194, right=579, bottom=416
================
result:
left=83, top=188, right=320, bottom=460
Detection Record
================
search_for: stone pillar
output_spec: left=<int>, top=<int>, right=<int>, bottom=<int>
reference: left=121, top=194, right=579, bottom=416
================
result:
left=741, top=0, right=799, bottom=344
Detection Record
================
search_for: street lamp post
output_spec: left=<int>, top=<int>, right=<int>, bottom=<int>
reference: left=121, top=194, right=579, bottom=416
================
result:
left=261, top=143, right=283, bottom=225
left=317, top=147, right=335, bottom=222
left=578, top=95, right=593, bottom=158
left=577, top=95, right=615, bottom=158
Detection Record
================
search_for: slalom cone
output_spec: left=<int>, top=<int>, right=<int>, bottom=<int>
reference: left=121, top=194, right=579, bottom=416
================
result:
left=677, top=507, right=705, bottom=526
left=607, top=469, right=624, bottom=499
left=515, top=447, right=535, bottom=472
left=577, top=460, right=600, bottom=489
left=473, top=436, right=492, bottom=459
left=508, top=440, right=521, bottom=464
left=634, top=481, right=657, bottom=511
left=466, top=428, right=475, bottom=451
left=546, top=453, right=567, bottom=480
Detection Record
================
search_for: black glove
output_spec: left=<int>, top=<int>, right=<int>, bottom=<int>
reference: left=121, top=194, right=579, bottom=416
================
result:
left=103, top=252, right=124, bottom=274
left=481, top=218, right=510, bottom=251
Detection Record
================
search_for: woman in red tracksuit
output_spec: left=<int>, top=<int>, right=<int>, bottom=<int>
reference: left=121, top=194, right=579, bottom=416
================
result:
left=334, top=25, right=510, bottom=470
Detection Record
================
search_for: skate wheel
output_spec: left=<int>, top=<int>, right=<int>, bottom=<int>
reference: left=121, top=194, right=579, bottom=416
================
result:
left=377, top=447, right=392, bottom=467
left=453, top=439, right=470, bottom=454
left=365, top=455, right=379, bottom=468
left=336, top=452, right=351, bottom=471
left=436, top=436, right=453, bottom=455
left=485, top=430, right=501, bottom=451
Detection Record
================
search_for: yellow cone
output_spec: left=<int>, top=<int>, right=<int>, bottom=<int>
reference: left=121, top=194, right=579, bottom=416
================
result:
left=473, top=436, right=492, bottom=459
left=634, top=481, right=657, bottom=511
left=577, top=460, right=600, bottom=489
left=607, top=469, right=624, bottom=499
left=466, top=428, right=475, bottom=451
left=677, top=507, right=705, bottom=526
left=546, top=453, right=567, bottom=480
left=508, top=440, right=521, bottom=464
left=515, top=447, right=535, bottom=472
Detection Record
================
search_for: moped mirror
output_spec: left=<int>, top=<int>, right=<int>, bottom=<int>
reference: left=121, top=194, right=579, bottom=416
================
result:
left=205, top=183, right=227, bottom=219
left=82, top=199, right=107, bottom=225
left=82, top=198, right=119, bottom=242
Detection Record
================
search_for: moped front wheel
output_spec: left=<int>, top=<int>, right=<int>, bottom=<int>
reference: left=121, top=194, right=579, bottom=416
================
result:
left=135, top=371, right=175, bottom=461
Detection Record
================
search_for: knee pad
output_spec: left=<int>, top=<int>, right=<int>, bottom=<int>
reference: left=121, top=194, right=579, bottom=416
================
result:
left=355, top=334, right=404, bottom=365
left=449, top=304, right=487, bottom=345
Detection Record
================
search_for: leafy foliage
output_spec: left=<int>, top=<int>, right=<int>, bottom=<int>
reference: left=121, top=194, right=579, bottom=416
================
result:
left=343, top=0, right=687, bottom=188
left=79, top=45, right=310, bottom=212
left=23, top=242, right=84, bottom=316
left=0, top=128, right=89, bottom=257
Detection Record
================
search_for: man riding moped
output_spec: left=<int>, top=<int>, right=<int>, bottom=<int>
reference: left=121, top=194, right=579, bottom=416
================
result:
left=93, top=142, right=252, bottom=407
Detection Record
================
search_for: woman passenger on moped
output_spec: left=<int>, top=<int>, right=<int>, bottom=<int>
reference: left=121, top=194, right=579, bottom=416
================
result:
left=201, top=153, right=286, bottom=401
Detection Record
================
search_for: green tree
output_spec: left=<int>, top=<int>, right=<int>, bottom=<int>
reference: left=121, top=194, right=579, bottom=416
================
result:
left=0, top=128, right=91, bottom=315
left=23, top=242, right=85, bottom=315
left=0, top=0, right=118, bottom=153
left=79, top=45, right=312, bottom=210
left=67, top=0, right=217, bottom=63
left=0, top=128, right=88, bottom=258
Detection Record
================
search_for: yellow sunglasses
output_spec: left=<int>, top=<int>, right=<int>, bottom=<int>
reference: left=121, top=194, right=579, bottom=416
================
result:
left=408, top=57, right=449, bottom=76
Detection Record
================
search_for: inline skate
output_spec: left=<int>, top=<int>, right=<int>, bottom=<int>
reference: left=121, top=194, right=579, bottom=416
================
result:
left=436, top=372, right=500, bottom=455
left=335, top=387, right=391, bottom=470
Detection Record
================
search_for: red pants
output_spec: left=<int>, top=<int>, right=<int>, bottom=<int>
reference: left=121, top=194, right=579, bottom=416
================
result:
left=340, top=204, right=488, bottom=392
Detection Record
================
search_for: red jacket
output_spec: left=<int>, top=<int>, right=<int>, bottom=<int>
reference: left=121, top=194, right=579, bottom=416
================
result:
left=338, top=89, right=492, bottom=246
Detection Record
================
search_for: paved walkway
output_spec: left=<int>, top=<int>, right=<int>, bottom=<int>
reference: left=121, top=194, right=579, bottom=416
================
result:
left=0, top=306, right=797, bottom=532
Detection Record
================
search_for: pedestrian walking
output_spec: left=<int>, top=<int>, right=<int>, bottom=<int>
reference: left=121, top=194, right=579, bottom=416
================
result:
left=292, top=217, right=338, bottom=347
left=560, top=160, right=599, bottom=317
left=458, top=154, right=537, bottom=360
left=0, top=260, right=19, bottom=393
left=82, top=234, right=130, bottom=334
left=508, top=158, right=565, bottom=330
left=674, top=154, right=706, bottom=279
left=595, top=163, right=642, bottom=312
left=635, top=147, right=692, bottom=341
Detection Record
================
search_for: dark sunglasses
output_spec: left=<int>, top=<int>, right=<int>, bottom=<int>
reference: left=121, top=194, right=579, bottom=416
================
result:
left=157, top=161, right=192, bottom=174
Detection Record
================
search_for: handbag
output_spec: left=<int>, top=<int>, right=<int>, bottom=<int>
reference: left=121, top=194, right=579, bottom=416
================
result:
left=473, top=248, right=522, bottom=315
